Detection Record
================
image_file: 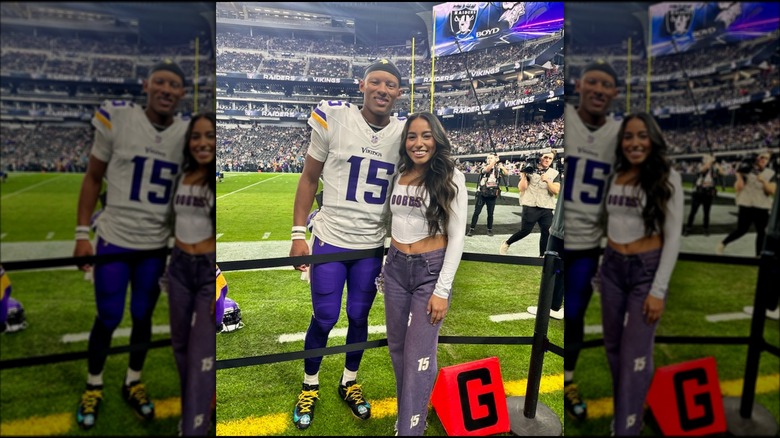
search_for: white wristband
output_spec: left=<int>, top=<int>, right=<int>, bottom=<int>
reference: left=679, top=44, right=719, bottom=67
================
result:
left=291, top=234, right=307, bottom=241
left=75, top=225, right=90, bottom=233
left=292, top=225, right=307, bottom=233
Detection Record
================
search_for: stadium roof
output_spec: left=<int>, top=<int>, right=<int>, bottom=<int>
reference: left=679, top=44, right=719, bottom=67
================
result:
left=566, top=2, right=654, bottom=46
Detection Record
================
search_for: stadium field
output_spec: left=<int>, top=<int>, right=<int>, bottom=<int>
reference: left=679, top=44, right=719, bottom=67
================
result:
left=0, top=172, right=188, bottom=436
left=215, top=171, right=565, bottom=436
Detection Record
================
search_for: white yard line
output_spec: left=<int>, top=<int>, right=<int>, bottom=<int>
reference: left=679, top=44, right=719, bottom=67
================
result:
left=489, top=312, right=536, bottom=322
left=262, top=232, right=271, bottom=240
left=217, top=174, right=283, bottom=200
left=45, top=232, right=54, bottom=240
left=0, top=233, right=6, bottom=240
left=61, top=325, right=171, bottom=343
left=217, top=233, right=224, bottom=240
left=277, top=325, right=387, bottom=343
left=0, top=175, right=66, bottom=200
left=584, top=324, right=603, bottom=335
left=705, top=312, right=752, bottom=322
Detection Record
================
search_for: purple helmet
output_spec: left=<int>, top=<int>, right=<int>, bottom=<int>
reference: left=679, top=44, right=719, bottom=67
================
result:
left=5, top=297, right=27, bottom=333
left=220, top=297, right=244, bottom=333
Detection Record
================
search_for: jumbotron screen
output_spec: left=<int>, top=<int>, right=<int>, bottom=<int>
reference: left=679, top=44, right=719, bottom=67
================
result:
left=431, top=2, right=564, bottom=57
left=649, top=2, right=780, bottom=57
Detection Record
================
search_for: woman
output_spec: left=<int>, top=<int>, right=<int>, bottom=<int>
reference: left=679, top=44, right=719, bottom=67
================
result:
left=382, top=112, right=468, bottom=436
left=599, top=113, right=683, bottom=436
left=166, top=112, right=217, bottom=436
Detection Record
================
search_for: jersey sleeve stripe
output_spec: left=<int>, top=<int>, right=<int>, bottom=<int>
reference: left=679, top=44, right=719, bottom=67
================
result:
left=95, top=109, right=112, bottom=130
left=311, top=108, right=328, bottom=130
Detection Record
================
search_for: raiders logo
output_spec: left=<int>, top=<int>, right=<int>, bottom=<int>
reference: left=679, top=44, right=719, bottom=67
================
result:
left=665, top=4, right=694, bottom=37
left=450, top=4, right=478, bottom=38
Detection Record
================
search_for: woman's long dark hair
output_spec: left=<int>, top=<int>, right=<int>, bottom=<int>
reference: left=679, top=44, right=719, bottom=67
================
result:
left=182, top=112, right=217, bottom=234
left=398, top=112, right=459, bottom=236
left=615, top=112, right=674, bottom=236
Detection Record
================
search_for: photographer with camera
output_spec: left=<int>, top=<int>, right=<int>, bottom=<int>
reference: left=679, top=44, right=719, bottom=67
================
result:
left=499, top=151, right=560, bottom=256
left=467, top=153, right=507, bottom=237
left=716, top=150, right=776, bottom=256
left=684, top=154, right=721, bottom=237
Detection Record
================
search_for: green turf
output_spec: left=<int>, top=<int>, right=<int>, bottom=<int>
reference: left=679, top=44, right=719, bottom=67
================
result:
left=0, top=173, right=87, bottom=242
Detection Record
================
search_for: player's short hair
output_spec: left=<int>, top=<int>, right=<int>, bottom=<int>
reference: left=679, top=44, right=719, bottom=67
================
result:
left=149, top=59, right=186, bottom=86
left=582, top=60, right=619, bottom=86
left=364, top=58, right=403, bottom=85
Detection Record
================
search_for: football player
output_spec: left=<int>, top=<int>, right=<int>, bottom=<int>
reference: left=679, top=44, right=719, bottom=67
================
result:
left=562, top=61, right=621, bottom=422
left=288, top=59, right=404, bottom=430
left=72, top=60, right=189, bottom=430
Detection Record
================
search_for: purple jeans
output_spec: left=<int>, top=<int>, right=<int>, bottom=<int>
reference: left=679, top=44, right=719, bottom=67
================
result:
left=167, top=247, right=216, bottom=436
left=383, top=245, right=448, bottom=436
left=598, top=245, right=663, bottom=436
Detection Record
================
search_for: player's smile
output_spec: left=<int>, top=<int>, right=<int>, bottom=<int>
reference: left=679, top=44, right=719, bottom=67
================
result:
left=158, top=94, right=174, bottom=108
left=374, top=95, right=389, bottom=106
left=590, top=94, right=607, bottom=109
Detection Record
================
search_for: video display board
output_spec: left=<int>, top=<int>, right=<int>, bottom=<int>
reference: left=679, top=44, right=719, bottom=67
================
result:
left=432, top=2, right=564, bottom=57
left=649, top=2, right=780, bottom=57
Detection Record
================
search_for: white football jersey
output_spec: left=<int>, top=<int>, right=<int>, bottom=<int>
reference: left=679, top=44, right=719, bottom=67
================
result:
left=563, top=104, right=621, bottom=250
left=91, top=100, right=189, bottom=249
left=307, top=100, right=404, bottom=249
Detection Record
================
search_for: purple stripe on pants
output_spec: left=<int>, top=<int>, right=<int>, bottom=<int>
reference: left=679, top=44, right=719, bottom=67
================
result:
left=598, top=245, right=663, bottom=436
left=167, top=247, right=216, bottom=436
left=383, top=245, right=448, bottom=436
left=304, top=237, right=382, bottom=375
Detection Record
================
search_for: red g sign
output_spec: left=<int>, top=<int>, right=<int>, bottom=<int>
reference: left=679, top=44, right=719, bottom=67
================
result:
left=646, top=356, right=727, bottom=436
left=431, top=357, right=510, bottom=436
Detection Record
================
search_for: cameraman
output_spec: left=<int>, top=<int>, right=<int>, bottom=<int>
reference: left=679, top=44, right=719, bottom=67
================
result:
left=467, top=153, right=507, bottom=237
left=684, top=154, right=721, bottom=236
left=500, top=151, right=560, bottom=256
left=717, top=150, right=776, bottom=256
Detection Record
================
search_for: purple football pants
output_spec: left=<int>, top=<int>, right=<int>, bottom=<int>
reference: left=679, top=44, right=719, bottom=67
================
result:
left=382, top=245, right=448, bottom=436
left=304, top=237, right=382, bottom=376
left=598, top=245, right=663, bottom=436
left=167, top=247, right=216, bottom=436
left=88, top=238, right=166, bottom=375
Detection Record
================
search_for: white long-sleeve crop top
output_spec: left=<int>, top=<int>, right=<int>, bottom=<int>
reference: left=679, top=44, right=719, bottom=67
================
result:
left=173, top=183, right=214, bottom=244
left=605, top=169, right=683, bottom=299
left=389, top=170, right=468, bottom=299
